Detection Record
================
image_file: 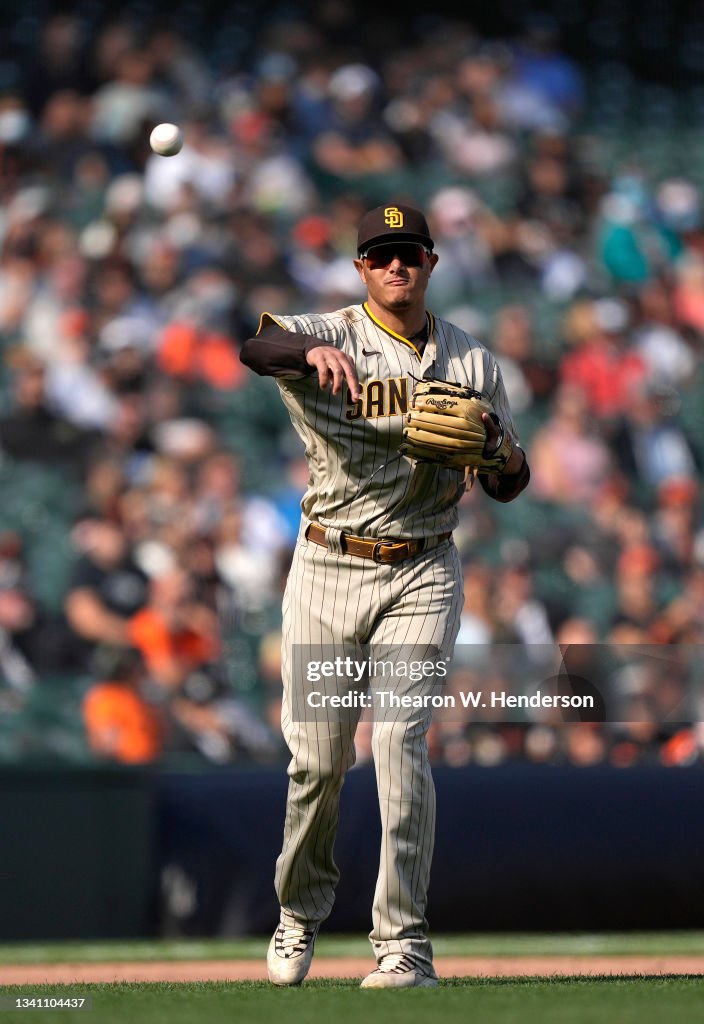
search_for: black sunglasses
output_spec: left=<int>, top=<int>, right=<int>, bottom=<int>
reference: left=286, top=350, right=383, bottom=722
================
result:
left=359, top=242, right=431, bottom=269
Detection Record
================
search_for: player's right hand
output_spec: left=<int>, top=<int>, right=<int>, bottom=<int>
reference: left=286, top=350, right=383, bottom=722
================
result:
left=306, top=345, right=360, bottom=401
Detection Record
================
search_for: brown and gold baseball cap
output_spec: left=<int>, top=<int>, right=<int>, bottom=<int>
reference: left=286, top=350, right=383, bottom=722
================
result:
left=357, top=203, right=434, bottom=254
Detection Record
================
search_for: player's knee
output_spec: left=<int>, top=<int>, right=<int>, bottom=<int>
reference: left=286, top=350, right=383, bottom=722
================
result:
left=288, top=747, right=355, bottom=786
left=371, top=719, right=430, bottom=759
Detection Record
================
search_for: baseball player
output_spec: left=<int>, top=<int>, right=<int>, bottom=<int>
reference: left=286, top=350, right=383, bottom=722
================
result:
left=240, top=203, right=529, bottom=988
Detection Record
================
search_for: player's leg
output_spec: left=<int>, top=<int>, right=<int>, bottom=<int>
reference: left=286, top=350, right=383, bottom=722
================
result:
left=273, top=538, right=366, bottom=928
left=275, top=715, right=359, bottom=924
left=363, top=540, right=462, bottom=986
left=268, top=712, right=357, bottom=985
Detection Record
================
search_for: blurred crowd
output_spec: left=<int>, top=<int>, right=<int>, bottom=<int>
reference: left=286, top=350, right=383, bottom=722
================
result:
left=0, top=2, right=703, bottom=768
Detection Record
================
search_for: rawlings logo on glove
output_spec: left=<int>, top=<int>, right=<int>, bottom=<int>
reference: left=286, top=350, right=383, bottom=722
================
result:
left=400, top=378, right=514, bottom=473
left=425, top=398, right=456, bottom=411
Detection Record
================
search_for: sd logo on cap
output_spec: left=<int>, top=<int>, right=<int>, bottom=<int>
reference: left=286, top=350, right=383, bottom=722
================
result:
left=357, top=203, right=434, bottom=254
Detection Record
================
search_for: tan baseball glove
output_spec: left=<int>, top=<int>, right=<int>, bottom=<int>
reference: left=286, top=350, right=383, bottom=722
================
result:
left=400, top=379, right=514, bottom=472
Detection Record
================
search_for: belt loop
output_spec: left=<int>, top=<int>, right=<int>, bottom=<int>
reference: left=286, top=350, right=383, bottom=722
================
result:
left=325, top=526, right=345, bottom=555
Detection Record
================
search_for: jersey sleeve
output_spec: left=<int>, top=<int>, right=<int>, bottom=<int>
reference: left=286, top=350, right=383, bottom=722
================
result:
left=239, top=312, right=336, bottom=379
left=479, top=354, right=530, bottom=502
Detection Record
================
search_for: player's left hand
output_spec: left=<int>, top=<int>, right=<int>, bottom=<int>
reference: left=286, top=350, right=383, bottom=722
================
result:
left=481, top=411, right=501, bottom=455
left=480, top=411, right=525, bottom=476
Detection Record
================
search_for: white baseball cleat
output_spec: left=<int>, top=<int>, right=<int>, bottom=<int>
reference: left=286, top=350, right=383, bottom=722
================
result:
left=267, top=919, right=319, bottom=985
left=360, top=953, right=439, bottom=989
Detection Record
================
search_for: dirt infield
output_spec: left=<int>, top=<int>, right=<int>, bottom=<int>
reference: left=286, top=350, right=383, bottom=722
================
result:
left=2, top=956, right=704, bottom=984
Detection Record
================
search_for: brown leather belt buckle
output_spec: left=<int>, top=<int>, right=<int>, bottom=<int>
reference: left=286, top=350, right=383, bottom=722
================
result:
left=371, top=540, right=385, bottom=563
left=377, top=541, right=413, bottom=565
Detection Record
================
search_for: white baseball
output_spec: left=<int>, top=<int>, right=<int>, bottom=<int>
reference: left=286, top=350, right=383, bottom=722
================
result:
left=149, top=123, right=183, bottom=156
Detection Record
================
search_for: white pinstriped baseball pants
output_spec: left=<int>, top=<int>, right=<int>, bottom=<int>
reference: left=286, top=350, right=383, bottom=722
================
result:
left=274, top=523, right=462, bottom=969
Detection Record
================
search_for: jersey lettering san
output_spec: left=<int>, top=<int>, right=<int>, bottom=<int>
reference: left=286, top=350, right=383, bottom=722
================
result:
left=346, top=377, right=408, bottom=420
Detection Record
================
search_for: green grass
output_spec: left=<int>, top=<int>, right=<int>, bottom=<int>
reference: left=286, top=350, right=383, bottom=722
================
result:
left=1, top=978, right=704, bottom=1024
left=1, top=936, right=703, bottom=1024
left=0, top=931, right=703, bottom=963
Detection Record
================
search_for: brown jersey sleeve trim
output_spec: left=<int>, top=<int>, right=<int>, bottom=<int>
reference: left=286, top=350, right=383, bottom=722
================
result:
left=478, top=451, right=530, bottom=503
left=239, top=315, right=334, bottom=377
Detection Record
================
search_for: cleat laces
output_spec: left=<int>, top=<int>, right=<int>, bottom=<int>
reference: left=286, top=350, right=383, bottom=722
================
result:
left=374, top=953, right=418, bottom=974
left=274, top=923, right=317, bottom=959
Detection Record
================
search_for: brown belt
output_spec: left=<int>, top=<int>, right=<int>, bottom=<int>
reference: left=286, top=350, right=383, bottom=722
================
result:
left=305, top=523, right=451, bottom=565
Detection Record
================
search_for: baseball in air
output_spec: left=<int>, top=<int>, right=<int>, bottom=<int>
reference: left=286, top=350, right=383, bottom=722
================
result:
left=149, top=123, right=183, bottom=156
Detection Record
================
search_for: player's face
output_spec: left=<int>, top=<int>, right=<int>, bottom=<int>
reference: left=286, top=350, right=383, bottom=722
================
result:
left=354, top=243, right=437, bottom=312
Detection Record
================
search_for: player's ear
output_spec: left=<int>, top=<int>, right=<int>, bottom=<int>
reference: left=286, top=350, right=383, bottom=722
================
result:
left=427, top=252, right=439, bottom=274
left=353, top=258, right=366, bottom=282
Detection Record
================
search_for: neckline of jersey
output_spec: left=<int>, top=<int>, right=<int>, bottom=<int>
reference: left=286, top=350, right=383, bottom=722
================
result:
left=363, top=302, right=435, bottom=359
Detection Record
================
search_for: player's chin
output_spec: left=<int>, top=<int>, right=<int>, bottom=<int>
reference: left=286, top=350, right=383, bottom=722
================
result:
left=383, top=289, right=413, bottom=308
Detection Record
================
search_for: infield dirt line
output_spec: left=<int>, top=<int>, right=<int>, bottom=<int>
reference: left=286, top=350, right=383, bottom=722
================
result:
left=2, top=957, right=704, bottom=983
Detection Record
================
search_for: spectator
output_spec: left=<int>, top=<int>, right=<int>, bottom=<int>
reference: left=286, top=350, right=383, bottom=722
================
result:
left=529, top=383, right=614, bottom=505
left=609, top=380, right=700, bottom=492
left=511, top=140, right=590, bottom=299
left=127, top=564, right=219, bottom=691
left=214, top=506, right=280, bottom=616
left=490, top=303, right=557, bottom=414
left=32, top=89, right=100, bottom=184
left=0, top=349, right=102, bottom=473
left=90, top=47, right=170, bottom=147
left=22, top=13, right=96, bottom=119
left=156, top=270, right=245, bottom=392
left=127, top=564, right=278, bottom=762
left=505, top=16, right=585, bottom=125
left=174, top=658, right=282, bottom=763
left=559, top=297, right=648, bottom=421
left=651, top=477, right=699, bottom=574
left=455, top=560, right=495, bottom=649
left=493, top=561, right=554, bottom=648
left=146, top=26, right=214, bottom=116
left=82, top=645, right=165, bottom=764
left=287, top=212, right=362, bottom=304
left=310, top=63, right=405, bottom=179
left=429, top=73, right=518, bottom=181
left=0, top=583, right=39, bottom=696
left=611, top=541, right=662, bottom=638
left=650, top=566, right=704, bottom=644
left=596, top=172, right=682, bottom=285
left=100, top=388, right=157, bottom=484
left=81, top=456, right=127, bottom=520
left=426, top=186, right=503, bottom=302
left=672, top=251, right=704, bottom=335
left=0, top=572, right=81, bottom=686
left=46, top=327, right=118, bottom=432
left=190, top=449, right=290, bottom=567
left=630, top=276, right=697, bottom=387
left=63, top=511, right=149, bottom=670
left=269, top=455, right=311, bottom=549
left=562, top=723, right=608, bottom=766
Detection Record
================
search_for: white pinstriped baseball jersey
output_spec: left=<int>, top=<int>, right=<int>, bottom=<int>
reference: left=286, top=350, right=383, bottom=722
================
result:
left=258, top=301, right=519, bottom=538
